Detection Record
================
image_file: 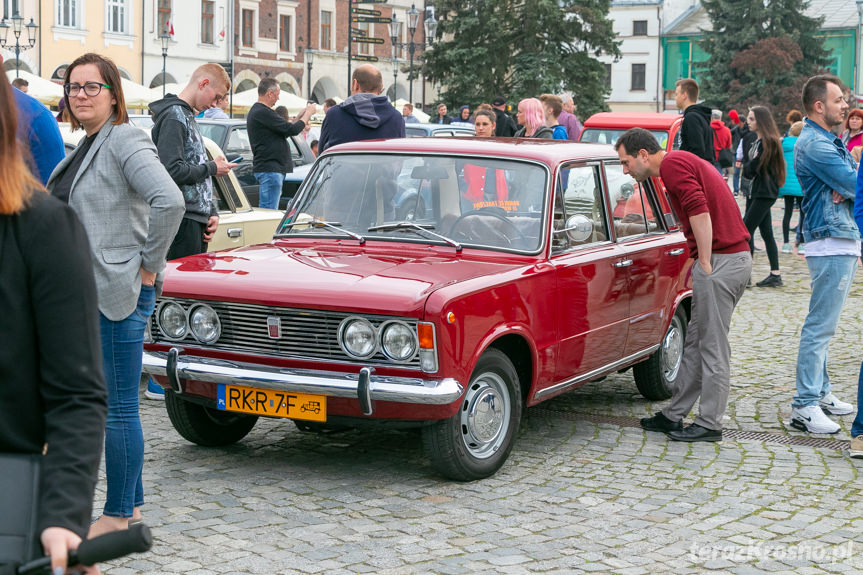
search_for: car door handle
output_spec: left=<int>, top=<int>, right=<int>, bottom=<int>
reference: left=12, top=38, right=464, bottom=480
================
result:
left=666, top=248, right=685, bottom=256
left=614, top=259, right=633, bottom=268
left=227, top=228, right=243, bottom=238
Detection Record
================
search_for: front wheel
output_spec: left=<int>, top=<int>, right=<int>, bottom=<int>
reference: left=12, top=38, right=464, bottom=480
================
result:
left=422, top=349, right=522, bottom=481
left=633, top=306, right=687, bottom=400
left=165, top=390, right=258, bottom=446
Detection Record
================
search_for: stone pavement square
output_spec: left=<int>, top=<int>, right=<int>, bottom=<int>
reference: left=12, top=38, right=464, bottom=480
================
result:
left=99, top=202, right=863, bottom=574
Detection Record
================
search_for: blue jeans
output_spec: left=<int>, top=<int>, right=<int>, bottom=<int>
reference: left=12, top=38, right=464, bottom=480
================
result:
left=100, top=285, right=155, bottom=517
left=852, top=363, right=863, bottom=438
left=793, top=255, right=858, bottom=407
left=254, top=172, right=284, bottom=209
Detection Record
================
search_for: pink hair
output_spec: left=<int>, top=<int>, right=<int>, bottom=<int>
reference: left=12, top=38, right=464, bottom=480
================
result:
left=518, top=98, right=545, bottom=137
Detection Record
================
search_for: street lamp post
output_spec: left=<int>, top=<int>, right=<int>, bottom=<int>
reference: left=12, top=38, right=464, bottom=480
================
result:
left=306, top=48, right=315, bottom=100
left=392, top=55, right=399, bottom=102
left=388, top=4, right=437, bottom=106
left=160, top=32, right=170, bottom=98
left=0, top=13, right=38, bottom=78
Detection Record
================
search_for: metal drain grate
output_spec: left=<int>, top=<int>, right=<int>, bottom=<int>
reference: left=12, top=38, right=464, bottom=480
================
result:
left=530, top=409, right=851, bottom=452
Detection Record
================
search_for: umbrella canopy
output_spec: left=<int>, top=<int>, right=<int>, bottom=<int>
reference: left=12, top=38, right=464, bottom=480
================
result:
left=229, top=87, right=311, bottom=116
left=120, top=78, right=158, bottom=109
left=6, top=71, right=64, bottom=106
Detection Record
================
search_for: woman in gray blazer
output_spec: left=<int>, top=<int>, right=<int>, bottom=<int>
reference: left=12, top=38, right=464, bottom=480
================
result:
left=47, top=53, right=184, bottom=537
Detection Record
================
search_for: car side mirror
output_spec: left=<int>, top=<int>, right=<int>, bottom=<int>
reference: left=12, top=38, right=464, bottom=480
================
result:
left=560, top=214, right=594, bottom=243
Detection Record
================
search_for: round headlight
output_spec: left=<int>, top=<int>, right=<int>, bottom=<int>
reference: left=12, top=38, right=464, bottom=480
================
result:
left=189, top=304, right=221, bottom=344
left=339, top=317, right=376, bottom=359
left=158, top=302, right=187, bottom=340
left=380, top=322, right=418, bottom=362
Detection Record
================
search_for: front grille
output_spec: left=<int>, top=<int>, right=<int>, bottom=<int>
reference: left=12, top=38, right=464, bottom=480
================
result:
left=151, top=298, right=422, bottom=368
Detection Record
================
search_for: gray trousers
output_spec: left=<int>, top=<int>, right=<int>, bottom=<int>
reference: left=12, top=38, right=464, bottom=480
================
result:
left=662, top=251, right=751, bottom=430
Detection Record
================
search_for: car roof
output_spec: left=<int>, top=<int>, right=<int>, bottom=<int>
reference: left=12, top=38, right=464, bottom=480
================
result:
left=325, top=137, right=619, bottom=164
left=583, top=112, right=682, bottom=130
left=195, top=118, right=246, bottom=126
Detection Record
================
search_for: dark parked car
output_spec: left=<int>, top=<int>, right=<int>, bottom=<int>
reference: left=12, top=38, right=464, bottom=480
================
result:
left=196, top=118, right=315, bottom=209
left=405, top=123, right=476, bottom=138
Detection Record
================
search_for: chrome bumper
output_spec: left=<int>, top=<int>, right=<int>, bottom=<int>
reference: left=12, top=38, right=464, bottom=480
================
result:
left=142, top=349, right=464, bottom=413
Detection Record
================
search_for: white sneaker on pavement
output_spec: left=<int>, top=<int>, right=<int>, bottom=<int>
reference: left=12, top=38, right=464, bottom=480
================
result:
left=790, top=405, right=840, bottom=434
left=819, top=393, right=854, bottom=415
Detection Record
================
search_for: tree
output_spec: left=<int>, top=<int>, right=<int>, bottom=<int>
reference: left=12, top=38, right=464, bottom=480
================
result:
left=699, top=0, right=829, bottom=116
left=423, top=0, right=620, bottom=119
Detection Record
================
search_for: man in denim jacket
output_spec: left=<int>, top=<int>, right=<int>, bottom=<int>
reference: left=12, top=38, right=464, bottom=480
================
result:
left=791, top=75, right=861, bottom=434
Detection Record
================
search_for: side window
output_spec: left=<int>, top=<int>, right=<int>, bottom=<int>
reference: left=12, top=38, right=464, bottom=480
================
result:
left=226, top=128, right=252, bottom=155
left=604, top=163, right=661, bottom=239
left=288, top=136, right=302, bottom=161
left=552, top=164, right=609, bottom=252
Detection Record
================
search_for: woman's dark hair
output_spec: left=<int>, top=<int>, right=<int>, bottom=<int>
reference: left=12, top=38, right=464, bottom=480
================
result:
left=63, top=53, right=129, bottom=130
left=473, top=109, right=496, bottom=125
left=750, top=106, right=786, bottom=187
left=845, top=108, right=863, bottom=131
left=0, top=73, right=40, bottom=213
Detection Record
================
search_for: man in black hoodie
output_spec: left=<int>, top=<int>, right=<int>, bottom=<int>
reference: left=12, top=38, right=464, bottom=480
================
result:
left=319, top=64, right=405, bottom=153
left=673, top=78, right=714, bottom=163
left=150, top=63, right=236, bottom=259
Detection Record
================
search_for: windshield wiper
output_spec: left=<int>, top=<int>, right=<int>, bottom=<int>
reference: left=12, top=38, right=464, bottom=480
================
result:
left=368, top=221, right=462, bottom=252
left=278, top=218, right=366, bottom=244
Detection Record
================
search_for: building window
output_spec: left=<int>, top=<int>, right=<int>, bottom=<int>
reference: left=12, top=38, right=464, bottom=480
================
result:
left=279, top=14, right=291, bottom=52
left=106, top=0, right=128, bottom=34
left=201, top=0, right=214, bottom=44
left=631, top=63, right=646, bottom=91
left=3, top=0, right=20, bottom=19
left=320, top=10, right=332, bottom=51
left=604, top=63, right=612, bottom=89
left=242, top=8, right=254, bottom=47
left=633, top=20, right=648, bottom=36
left=356, top=21, right=370, bottom=55
left=56, top=0, right=79, bottom=28
left=157, top=0, right=171, bottom=35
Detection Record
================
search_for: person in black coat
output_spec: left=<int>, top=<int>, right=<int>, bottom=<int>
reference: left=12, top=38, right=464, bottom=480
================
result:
left=0, top=74, right=106, bottom=574
left=492, top=97, right=517, bottom=137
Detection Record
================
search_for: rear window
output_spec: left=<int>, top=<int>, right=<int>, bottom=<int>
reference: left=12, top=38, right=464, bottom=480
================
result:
left=580, top=128, right=669, bottom=150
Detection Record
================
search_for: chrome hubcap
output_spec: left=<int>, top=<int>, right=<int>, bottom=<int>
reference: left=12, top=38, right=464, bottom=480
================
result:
left=460, top=372, right=511, bottom=459
left=661, top=316, right=684, bottom=382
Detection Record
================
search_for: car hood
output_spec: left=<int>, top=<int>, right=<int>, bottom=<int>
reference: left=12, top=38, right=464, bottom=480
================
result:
left=163, top=241, right=529, bottom=316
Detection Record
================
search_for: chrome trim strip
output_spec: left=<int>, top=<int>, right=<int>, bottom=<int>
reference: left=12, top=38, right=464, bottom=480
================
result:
left=142, top=351, right=463, bottom=405
left=534, top=344, right=661, bottom=400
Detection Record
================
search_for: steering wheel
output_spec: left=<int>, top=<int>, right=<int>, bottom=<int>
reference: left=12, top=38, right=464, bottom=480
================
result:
left=449, top=208, right=529, bottom=249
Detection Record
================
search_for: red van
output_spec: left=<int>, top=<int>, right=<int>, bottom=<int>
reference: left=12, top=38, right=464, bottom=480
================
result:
left=579, top=112, right=683, bottom=151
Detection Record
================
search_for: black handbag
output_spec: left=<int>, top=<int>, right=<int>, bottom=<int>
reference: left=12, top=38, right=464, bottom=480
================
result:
left=0, top=453, right=41, bottom=572
left=718, top=147, right=734, bottom=168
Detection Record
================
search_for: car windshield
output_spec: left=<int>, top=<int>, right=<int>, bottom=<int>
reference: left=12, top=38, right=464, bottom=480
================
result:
left=197, top=123, right=229, bottom=145
left=581, top=128, right=669, bottom=150
left=276, top=153, right=548, bottom=252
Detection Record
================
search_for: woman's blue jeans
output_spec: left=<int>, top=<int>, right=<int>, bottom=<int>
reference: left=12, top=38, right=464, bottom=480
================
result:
left=852, top=363, right=863, bottom=438
left=99, top=285, right=155, bottom=517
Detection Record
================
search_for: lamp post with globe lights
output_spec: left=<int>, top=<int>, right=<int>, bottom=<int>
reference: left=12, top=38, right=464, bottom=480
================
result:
left=388, top=5, right=438, bottom=106
left=0, top=12, right=38, bottom=79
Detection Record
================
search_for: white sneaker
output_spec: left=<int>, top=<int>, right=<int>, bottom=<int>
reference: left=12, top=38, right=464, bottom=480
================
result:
left=781, top=243, right=792, bottom=254
left=790, top=405, right=840, bottom=434
left=819, top=393, right=854, bottom=415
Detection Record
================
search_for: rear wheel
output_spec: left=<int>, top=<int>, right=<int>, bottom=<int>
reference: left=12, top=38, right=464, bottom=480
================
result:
left=165, top=390, right=258, bottom=446
left=422, top=349, right=522, bottom=481
left=633, top=307, right=687, bottom=400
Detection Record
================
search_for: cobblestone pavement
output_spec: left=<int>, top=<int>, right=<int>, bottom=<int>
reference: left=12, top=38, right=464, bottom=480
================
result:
left=100, top=204, right=863, bottom=574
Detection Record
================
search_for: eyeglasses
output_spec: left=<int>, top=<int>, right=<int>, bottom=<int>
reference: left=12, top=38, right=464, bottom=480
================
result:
left=64, top=81, right=112, bottom=98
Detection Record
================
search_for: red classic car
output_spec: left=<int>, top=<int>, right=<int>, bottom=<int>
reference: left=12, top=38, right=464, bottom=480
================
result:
left=143, top=138, right=692, bottom=481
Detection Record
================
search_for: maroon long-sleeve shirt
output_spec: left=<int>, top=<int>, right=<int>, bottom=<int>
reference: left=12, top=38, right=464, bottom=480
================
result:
left=659, top=150, right=750, bottom=259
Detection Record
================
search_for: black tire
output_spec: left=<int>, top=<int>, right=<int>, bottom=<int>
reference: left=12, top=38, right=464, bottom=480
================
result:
left=164, top=390, right=258, bottom=447
left=396, top=196, right=426, bottom=221
left=422, top=348, right=522, bottom=481
left=633, top=306, right=687, bottom=400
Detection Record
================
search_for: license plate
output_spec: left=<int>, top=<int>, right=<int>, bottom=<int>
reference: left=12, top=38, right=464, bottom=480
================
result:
left=217, top=384, right=326, bottom=422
